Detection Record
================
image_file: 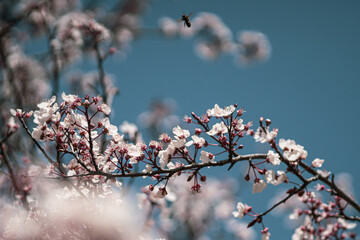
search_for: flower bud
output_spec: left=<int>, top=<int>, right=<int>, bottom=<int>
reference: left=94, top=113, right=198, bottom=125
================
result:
left=109, top=47, right=116, bottom=54
left=187, top=174, right=194, bottom=182
left=157, top=187, right=167, bottom=198
left=195, top=128, right=202, bottom=135
left=247, top=219, right=257, bottom=228
left=200, top=175, right=207, bottom=182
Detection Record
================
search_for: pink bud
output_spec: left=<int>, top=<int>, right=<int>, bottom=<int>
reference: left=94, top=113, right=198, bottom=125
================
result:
left=109, top=47, right=116, bottom=54
left=200, top=175, right=207, bottom=182
left=195, top=128, right=202, bottom=135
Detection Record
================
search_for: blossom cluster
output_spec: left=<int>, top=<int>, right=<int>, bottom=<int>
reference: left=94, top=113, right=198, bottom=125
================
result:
left=159, top=13, right=271, bottom=64
left=6, top=96, right=359, bottom=239
left=22, top=98, right=255, bottom=197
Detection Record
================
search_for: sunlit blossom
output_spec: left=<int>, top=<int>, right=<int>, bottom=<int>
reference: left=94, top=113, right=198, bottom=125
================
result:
left=207, top=122, right=228, bottom=136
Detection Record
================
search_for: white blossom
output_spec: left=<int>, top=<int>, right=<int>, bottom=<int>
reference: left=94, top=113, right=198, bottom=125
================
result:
left=312, top=158, right=324, bottom=168
left=199, top=150, right=215, bottom=163
left=61, top=92, right=79, bottom=105
left=289, top=209, right=302, bottom=220
left=158, top=17, right=178, bottom=37
left=267, top=150, right=281, bottom=165
left=159, top=150, right=171, bottom=169
left=232, top=202, right=247, bottom=219
left=207, top=104, right=235, bottom=118
left=279, top=138, right=308, bottom=161
left=172, top=125, right=190, bottom=139
left=127, top=144, right=142, bottom=164
left=252, top=179, right=267, bottom=194
left=102, top=118, right=118, bottom=136
left=100, top=103, right=111, bottom=115
left=262, top=232, right=270, bottom=240
left=120, top=121, right=138, bottom=139
left=186, top=135, right=206, bottom=148
left=234, top=118, right=245, bottom=131
left=207, top=122, right=228, bottom=136
left=254, top=127, right=278, bottom=143
left=338, top=218, right=357, bottom=230
left=33, top=96, right=59, bottom=125
left=266, top=170, right=287, bottom=186
left=237, top=30, right=271, bottom=64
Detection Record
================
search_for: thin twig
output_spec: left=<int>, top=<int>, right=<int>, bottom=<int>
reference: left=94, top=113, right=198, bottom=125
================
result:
left=19, top=117, right=55, bottom=164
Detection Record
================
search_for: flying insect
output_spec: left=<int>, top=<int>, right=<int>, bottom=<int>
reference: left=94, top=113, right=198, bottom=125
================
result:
left=179, top=13, right=193, bottom=28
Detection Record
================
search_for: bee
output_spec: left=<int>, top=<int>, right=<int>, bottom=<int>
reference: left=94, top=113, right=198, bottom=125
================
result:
left=178, top=12, right=193, bottom=28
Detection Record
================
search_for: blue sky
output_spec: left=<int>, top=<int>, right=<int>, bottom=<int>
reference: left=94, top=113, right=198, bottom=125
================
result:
left=78, top=0, right=360, bottom=238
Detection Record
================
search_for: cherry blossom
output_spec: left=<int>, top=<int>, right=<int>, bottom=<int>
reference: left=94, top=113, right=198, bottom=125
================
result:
left=199, top=150, right=215, bottom=163
left=120, top=121, right=138, bottom=139
left=232, top=202, right=248, bottom=219
left=237, top=30, right=271, bottom=65
left=172, top=125, right=190, bottom=139
left=312, top=158, right=325, bottom=168
left=261, top=228, right=271, bottom=240
left=254, top=126, right=278, bottom=143
left=252, top=179, right=267, bottom=194
left=185, top=135, right=206, bottom=149
left=279, top=138, right=308, bottom=162
left=266, top=150, right=281, bottom=165
left=102, top=117, right=118, bottom=136
left=265, top=170, right=287, bottom=186
left=207, top=122, right=228, bottom=136
left=207, top=104, right=236, bottom=118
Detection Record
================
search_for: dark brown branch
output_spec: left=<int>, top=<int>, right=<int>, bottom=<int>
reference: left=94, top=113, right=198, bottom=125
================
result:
left=255, top=176, right=319, bottom=221
left=85, top=108, right=100, bottom=172
left=298, top=160, right=360, bottom=214
left=45, top=153, right=267, bottom=179
left=271, top=140, right=360, bottom=215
